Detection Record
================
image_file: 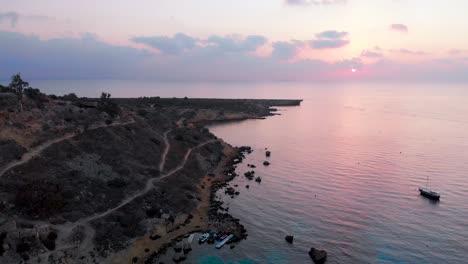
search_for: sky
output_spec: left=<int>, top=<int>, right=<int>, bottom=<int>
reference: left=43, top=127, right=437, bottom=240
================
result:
left=1, top=0, right=468, bottom=82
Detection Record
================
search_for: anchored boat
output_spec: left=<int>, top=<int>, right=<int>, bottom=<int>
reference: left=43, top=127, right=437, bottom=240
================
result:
left=419, top=176, right=440, bottom=200
left=419, top=188, right=440, bottom=200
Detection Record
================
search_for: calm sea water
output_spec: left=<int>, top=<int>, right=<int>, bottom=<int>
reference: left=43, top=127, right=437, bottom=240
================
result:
left=29, top=81, right=468, bottom=263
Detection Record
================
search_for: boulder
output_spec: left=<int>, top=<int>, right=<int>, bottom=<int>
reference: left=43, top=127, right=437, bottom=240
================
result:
left=255, top=177, right=262, bottom=183
left=263, top=161, right=270, bottom=166
left=172, top=252, right=185, bottom=262
left=265, top=151, right=271, bottom=157
left=285, top=235, right=294, bottom=243
left=174, top=242, right=182, bottom=252
left=309, top=247, right=327, bottom=264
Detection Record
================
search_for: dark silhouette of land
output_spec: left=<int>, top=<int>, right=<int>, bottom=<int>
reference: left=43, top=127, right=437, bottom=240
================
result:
left=0, top=75, right=301, bottom=263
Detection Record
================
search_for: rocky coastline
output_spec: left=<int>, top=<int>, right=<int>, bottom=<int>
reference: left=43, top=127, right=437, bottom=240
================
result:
left=0, top=86, right=302, bottom=264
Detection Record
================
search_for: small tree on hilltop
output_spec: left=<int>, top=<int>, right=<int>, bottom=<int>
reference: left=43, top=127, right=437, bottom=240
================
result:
left=9, top=73, right=30, bottom=112
left=98, top=92, right=120, bottom=118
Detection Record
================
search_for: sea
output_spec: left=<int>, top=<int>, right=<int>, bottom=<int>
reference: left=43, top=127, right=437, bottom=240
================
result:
left=31, top=81, right=468, bottom=263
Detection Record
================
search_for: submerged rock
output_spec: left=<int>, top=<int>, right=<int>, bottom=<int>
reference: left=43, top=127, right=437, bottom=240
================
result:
left=309, top=247, right=327, bottom=264
left=285, top=235, right=294, bottom=243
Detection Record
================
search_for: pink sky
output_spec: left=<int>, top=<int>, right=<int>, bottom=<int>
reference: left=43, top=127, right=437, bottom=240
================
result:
left=1, top=0, right=468, bottom=81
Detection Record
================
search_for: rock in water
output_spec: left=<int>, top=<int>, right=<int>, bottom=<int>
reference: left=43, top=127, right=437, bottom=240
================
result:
left=255, top=177, right=262, bottom=183
left=174, top=242, right=182, bottom=252
left=266, top=151, right=271, bottom=157
left=285, top=235, right=294, bottom=243
left=263, top=161, right=270, bottom=166
left=309, top=247, right=327, bottom=264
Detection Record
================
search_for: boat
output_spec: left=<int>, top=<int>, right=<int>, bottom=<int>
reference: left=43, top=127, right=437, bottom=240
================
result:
left=198, top=233, right=209, bottom=244
left=215, top=234, right=234, bottom=249
left=419, top=176, right=440, bottom=200
left=419, top=188, right=440, bottom=200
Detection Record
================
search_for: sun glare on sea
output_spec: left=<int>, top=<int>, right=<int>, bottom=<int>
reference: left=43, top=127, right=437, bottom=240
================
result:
left=351, top=68, right=357, bottom=73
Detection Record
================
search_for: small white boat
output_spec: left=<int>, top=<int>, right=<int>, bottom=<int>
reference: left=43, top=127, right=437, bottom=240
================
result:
left=198, top=233, right=209, bottom=244
left=419, top=188, right=440, bottom=200
left=215, top=234, right=234, bottom=249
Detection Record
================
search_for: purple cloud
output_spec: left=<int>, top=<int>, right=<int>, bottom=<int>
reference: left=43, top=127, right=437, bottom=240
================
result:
left=310, top=30, right=349, bottom=49
left=286, top=0, right=346, bottom=5
left=2, top=30, right=468, bottom=84
left=131, top=33, right=197, bottom=55
left=396, top=49, right=427, bottom=56
left=316, top=30, right=348, bottom=39
left=310, top=39, right=349, bottom=49
left=0, top=12, right=19, bottom=27
left=361, top=50, right=383, bottom=58
left=271, top=41, right=302, bottom=60
left=132, top=34, right=267, bottom=56
left=206, top=35, right=267, bottom=52
left=0, top=31, right=152, bottom=80
left=390, top=24, right=408, bottom=33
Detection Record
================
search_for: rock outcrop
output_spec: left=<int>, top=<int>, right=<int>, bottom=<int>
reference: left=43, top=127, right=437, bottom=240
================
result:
left=309, top=247, right=327, bottom=264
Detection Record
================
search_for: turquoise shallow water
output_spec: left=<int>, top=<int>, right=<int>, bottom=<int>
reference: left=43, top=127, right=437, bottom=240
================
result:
left=29, top=80, right=468, bottom=263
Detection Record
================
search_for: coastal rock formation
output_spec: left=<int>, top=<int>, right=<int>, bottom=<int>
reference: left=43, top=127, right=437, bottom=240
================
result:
left=265, top=150, right=271, bottom=157
left=263, top=161, right=270, bottom=166
left=309, top=247, right=327, bottom=264
left=285, top=235, right=294, bottom=243
left=0, top=84, right=302, bottom=263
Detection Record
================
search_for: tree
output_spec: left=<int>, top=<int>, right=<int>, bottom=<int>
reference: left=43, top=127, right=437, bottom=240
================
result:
left=8, top=73, right=29, bottom=112
left=97, top=92, right=120, bottom=118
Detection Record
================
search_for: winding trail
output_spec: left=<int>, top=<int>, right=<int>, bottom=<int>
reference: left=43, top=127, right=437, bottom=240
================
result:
left=46, top=133, right=216, bottom=261
left=79, top=138, right=215, bottom=224
left=0, top=119, right=135, bottom=178
left=4, top=120, right=217, bottom=262
left=159, top=130, right=171, bottom=172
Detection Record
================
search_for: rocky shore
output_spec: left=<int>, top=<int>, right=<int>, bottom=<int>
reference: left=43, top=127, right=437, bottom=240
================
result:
left=0, top=87, right=301, bottom=264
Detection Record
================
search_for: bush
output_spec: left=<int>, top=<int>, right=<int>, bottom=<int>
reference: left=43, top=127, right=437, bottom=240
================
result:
left=15, top=180, right=65, bottom=217
left=145, top=207, right=161, bottom=218
left=23, top=87, right=44, bottom=100
left=107, top=178, right=127, bottom=188
left=47, top=231, right=58, bottom=241
left=42, top=239, right=56, bottom=250
left=137, top=108, right=148, bottom=117
left=16, top=239, right=30, bottom=253
left=98, top=92, right=120, bottom=118
left=62, top=93, right=79, bottom=102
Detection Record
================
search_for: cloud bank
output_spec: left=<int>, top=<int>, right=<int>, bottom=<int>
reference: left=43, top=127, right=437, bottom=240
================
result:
left=0, top=12, right=19, bottom=27
left=310, top=30, right=350, bottom=49
left=1, top=30, right=467, bottom=83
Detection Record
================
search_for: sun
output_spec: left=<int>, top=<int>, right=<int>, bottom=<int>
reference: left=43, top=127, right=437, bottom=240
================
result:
left=351, top=68, right=357, bottom=73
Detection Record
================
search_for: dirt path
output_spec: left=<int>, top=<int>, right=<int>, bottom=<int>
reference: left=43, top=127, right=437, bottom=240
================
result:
left=6, top=122, right=216, bottom=263
left=79, top=139, right=215, bottom=224
left=159, top=130, right=171, bottom=172
left=111, top=142, right=238, bottom=264
left=32, top=136, right=217, bottom=263
left=0, top=119, right=135, bottom=178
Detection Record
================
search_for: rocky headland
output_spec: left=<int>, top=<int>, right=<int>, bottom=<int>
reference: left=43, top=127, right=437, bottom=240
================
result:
left=0, top=82, right=301, bottom=263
